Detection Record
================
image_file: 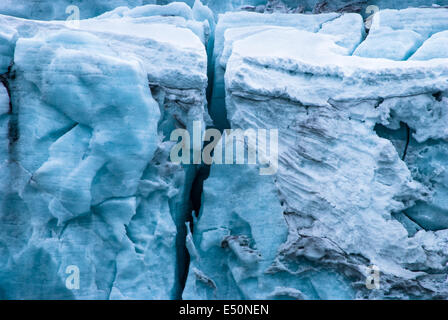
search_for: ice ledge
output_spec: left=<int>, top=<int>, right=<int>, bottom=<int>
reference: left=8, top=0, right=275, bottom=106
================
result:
left=226, top=29, right=448, bottom=107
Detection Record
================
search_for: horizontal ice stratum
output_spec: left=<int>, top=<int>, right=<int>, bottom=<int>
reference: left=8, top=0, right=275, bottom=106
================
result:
left=1, top=1, right=448, bottom=300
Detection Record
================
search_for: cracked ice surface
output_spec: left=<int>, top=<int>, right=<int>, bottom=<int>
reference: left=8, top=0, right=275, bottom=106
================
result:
left=0, top=4, right=208, bottom=299
left=184, top=9, right=448, bottom=299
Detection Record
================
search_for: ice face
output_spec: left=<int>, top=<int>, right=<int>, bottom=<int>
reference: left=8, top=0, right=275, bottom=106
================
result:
left=184, top=8, right=448, bottom=300
left=1, top=2, right=448, bottom=300
left=0, top=5, right=208, bottom=299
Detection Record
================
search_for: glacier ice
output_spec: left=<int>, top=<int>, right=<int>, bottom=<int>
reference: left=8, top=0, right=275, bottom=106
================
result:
left=209, top=10, right=351, bottom=129
left=1, top=2, right=448, bottom=300
left=353, top=28, right=424, bottom=60
left=184, top=8, right=448, bottom=300
left=411, top=30, right=448, bottom=60
left=0, top=4, right=208, bottom=299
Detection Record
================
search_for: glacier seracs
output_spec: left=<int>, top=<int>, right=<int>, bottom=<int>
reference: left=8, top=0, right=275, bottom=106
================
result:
left=1, top=1, right=448, bottom=300
left=0, top=4, right=208, bottom=299
left=184, top=8, right=448, bottom=300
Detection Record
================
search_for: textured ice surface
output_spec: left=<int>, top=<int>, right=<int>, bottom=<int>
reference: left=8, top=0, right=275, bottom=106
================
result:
left=184, top=9, right=448, bottom=299
left=0, top=5, right=208, bottom=299
left=0, top=83, right=8, bottom=160
left=209, top=10, right=363, bottom=129
left=354, top=28, right=423, bottom=60
left=411, top=30, right=448, bottom=60
left=2, top=2, right=448, bottom=300
left=355, top=8, right=448, bottom=60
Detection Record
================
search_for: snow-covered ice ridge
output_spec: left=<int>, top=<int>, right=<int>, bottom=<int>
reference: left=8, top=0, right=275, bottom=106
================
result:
left=0, top=1, right=448, bottom=300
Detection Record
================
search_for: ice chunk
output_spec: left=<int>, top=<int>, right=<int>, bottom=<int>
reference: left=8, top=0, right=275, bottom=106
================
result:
left=379, top=94, right=448, bottom=143
left=370, top=8, right=448, bottom=39
left=410, top=30, right=448, bottom=60
left=214, top=11, right=339, bottom=59
left=355, top=8, right=448, bottom=60
left=354, top=28, right=423, bottom=60
left=318, top=13, right=365, bottom=55
left=98, top=2, right=193, bottom=20
left=226, top=29, right=448, bottom=105
left=376, top=93, right=448, bottom=233
left=0, top=8, right=207, bottom=299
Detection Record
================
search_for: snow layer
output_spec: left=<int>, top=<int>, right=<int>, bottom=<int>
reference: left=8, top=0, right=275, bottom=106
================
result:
left=209, top=10, right=363, bottom=129
left=184, top=9, right=448, bottom=299
left=0, top=6, right=207, bottom=299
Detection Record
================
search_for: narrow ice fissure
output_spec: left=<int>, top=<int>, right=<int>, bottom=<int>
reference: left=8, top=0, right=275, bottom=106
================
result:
left=0, top=65, right=18, bottom=156
left=402, top=123, right=410, bottom=161
left=179, top=18, right=228, bottom=298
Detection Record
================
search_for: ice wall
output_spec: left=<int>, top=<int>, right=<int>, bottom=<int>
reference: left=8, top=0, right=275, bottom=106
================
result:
left=0, top=4, right=208, bottom=299
left=184, top=8, right=448, bottom=299
left=1, top=2, right=448, bottom=300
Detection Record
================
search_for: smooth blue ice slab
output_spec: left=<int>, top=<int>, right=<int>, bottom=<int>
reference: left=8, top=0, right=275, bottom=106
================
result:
left=318, top=13, right=365, bottom=55
left=369, top=8, right=448, bottom=39
left=410, top=30, right=448, bottom=60
left=354, top=28, right=423, bottom=60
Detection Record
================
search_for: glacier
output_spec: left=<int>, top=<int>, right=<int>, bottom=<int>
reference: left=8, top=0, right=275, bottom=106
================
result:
left=0, top=3, right=209, bottom=299
left=0, top=1, right=448, bottom=300
left=184, top=7, right=448, bottom=300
